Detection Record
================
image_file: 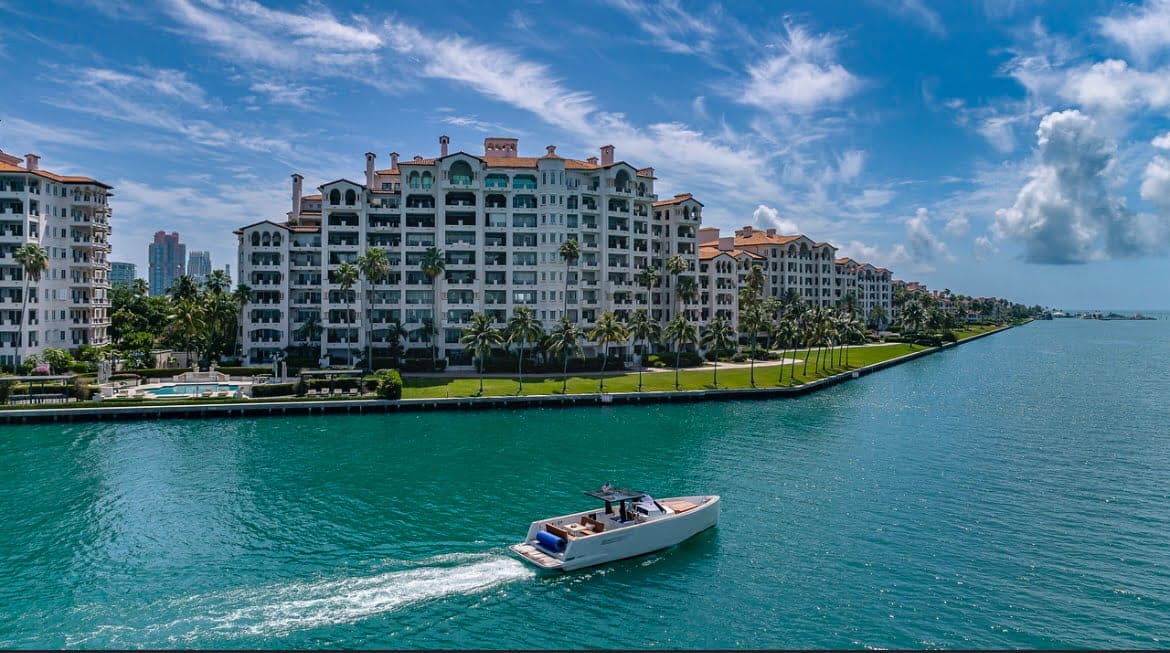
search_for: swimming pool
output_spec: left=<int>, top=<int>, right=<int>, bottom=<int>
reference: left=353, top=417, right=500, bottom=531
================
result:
left=145, top=383, right=240, bottom=397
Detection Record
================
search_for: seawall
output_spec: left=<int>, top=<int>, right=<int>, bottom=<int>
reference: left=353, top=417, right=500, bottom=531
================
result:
left=0, top=324, right=1016, bottom=425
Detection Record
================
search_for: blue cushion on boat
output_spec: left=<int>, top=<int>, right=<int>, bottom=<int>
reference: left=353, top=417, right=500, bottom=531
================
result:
left=535, top=530, right=565, bottom=553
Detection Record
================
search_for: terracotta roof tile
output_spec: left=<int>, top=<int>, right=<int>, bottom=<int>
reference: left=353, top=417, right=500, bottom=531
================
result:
left=0, top=160, right=111, bottom=188
left=653, top=192, right=703, bottom=207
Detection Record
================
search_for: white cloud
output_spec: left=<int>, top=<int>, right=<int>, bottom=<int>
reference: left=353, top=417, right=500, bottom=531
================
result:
left=162, top=0, right=382, bottom=73
left=884, top=0, right=946, bottom=36
left=1140, top=155, right=1170, bottom=210
left=1099, top=0, right=1170, bottom=64
left=1153, top=132, right=1170, bottom=149
left=945, top=213, right=970, bottom=237
left=439, top=115, right=521, bottom=134
left=994, top=110, right=1170, bottom=263
left=738, top=25, right=862, bottom=113
left=751, top=204, right=799, bottom=234
left=1060, top=59, right=1170, bottom=116
left=604, top=0, right=719, bottom=56
left=846, top=188, right=896, bottom=211
left=906, top=207, right=955, bottom=261
left=838, top=240, right=913, bottom=270
left=974, top=235, right=999, bottom=261
left=837, top=150, right=865, bottom=182
left=249, top=80, right=315, bottom=109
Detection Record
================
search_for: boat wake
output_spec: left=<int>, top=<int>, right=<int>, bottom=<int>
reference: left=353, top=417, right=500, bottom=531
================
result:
left=69, top=553, right=533, bottom=646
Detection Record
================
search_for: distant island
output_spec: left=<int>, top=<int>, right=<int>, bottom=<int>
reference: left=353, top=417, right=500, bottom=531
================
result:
left=1048, top=311, right=1157, bottom=320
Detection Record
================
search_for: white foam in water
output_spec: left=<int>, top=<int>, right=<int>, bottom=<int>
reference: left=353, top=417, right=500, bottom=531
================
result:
left=82, top=553, right=534, bottom=645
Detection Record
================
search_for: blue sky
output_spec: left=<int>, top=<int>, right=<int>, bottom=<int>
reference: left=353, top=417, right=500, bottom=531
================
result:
left=2, top=0, right=1168, bottom=309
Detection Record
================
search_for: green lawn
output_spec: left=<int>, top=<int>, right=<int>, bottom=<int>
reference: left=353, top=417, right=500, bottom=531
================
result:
left=401, top=324, right=1008, bottom=399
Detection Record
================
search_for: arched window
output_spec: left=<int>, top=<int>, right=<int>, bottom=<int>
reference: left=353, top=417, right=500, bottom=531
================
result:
left=273, top=233, right=282, bottom=247
left=638, top=182, right=646, bottom=195
left=329, top=189, right=341, bottom=205
left=683, top=206, right=690, bottom=220
left=251, top=232, right=260, bottom=247
left=345, top=189, right=356, bottom=205
left=615, top=170, right=631, bottom=192
left=262, top=233, right=271, bottom=247
left=409, top=171, right=420, bottom=189
left=421, top=172, right=433, bottom=189
left=448, top=160, right=473, bottom=184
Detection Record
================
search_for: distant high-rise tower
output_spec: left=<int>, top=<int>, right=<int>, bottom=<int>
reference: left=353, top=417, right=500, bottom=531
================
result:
left=110, top=262, right=137, bottom=289
left=148, top=231, right=186, bottom=296
left=188, top=250, right=212, bottom=285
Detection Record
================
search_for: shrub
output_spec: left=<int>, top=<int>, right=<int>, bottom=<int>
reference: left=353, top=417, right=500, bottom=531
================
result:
left=251, top=382, right=297, bottom=398
left=0, top=381, right=11, bottom=403
left=374, top=369, right=403, bottom=400
left=215, top=366, right=273, bottom=376
left=68, top=362, right=96, bottom=374
left=941, top=331, right=958, bottom=343
left=731, top=352, right=749, bottom=363
left=401, top=359, right=447, bottom=373
left=646, top=352, right=704, bottom=368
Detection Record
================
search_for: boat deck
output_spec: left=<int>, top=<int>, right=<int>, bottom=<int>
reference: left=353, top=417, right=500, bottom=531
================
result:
left=509, top=543, right=564, bottom=569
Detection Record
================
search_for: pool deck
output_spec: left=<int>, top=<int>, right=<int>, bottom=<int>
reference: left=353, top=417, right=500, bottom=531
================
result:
left=0, top=325, right=1014, bottom=425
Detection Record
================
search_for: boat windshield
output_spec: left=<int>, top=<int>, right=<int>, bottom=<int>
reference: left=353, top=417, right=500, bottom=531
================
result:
left=585, top=486, right=644, bottom=502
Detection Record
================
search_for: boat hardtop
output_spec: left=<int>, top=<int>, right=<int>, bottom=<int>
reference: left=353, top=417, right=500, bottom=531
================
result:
left=508, top=484, right=719, bottom=572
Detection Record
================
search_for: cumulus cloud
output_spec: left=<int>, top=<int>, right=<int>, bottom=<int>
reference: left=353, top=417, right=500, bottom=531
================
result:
left=1060, top=59, right=1170, bottom=116
left=752, top=204, right=799, bottom=234
left=738, top=24, right=862, bottom=113
left=1153, top=132, right=1170, bottom=149
left=994, top=110, right=1170, bottom=263
left=906, top=207, right=955, bottom=261
left=838, top=240, right=914, bottom=271
left=945, top=213, right=970, bottom=237
left=1141, top=155, right=1170, bottom=210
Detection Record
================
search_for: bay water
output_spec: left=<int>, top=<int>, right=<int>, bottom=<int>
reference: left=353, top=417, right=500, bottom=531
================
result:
left=1, top=318, right=1168, bottom=648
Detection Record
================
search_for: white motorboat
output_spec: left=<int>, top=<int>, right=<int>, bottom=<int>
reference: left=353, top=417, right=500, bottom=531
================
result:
left=509, top=486, right=719, bottom=572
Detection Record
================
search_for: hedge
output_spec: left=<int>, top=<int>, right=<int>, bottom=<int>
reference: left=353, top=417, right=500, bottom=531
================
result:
left=402, top=359, right=447, bottom=373
left=646, top=351, right=704, bottom=368
left=251, top=382, right=297, bottom=398
left=374, top=369, right=402, bottom=400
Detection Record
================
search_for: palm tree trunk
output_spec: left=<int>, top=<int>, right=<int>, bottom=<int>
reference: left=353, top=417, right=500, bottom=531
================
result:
left=563, top=263, right=570, bottom=318
left=674, top=346, right=681, bottom=389
left=637, top=337, right=645, bottom=391
left=802, top=342, right=811, bottom=375
left=712, top=357, right=718, bottom=388
left=517, top=337, right=525, bottom=394
left=18, top=275, right=29, bottom=373
left=599, top=343, right=607, bottom=392
left=749, top=343, right=756, bottom=387
left=561, top=351, right=569, bottom=393
left=431, top=279, right=439, bottom=371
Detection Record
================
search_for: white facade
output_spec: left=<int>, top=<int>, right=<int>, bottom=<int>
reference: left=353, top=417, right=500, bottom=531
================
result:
left=0, top=149, right=112, bottom=368
left=236, top=137, right=702, bottom=366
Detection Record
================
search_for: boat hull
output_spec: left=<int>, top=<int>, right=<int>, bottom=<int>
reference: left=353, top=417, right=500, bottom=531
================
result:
left=509, top=495, right=719, bottom=572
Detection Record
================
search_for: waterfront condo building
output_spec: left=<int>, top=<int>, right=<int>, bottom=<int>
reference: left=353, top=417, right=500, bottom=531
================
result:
left=148, top=231, right=185, bottom=296
left=109, top=261, right=137, bottom=289
left=0, top=148, right=112, bottom=369
left=235, top=137, right=702, bottom=366
left=696, top=226, right=893, bottom=326
left=187, top=250, right=211, bottom=285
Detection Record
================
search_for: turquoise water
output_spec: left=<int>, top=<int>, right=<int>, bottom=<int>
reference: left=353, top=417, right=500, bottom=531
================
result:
left=146, top=383, right=240, bottom=396
left=2, top=318, right=1169, bottom=648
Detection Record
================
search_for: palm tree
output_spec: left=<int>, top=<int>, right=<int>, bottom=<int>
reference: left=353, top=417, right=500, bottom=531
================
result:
left=204, top=269, right=232, bottom=295
left=662, top=314, right=698, bottom=390
left=843, top=291, right=858, bottom=320
left=168, top=275, right=200, bottom=302
left=334, top=262, right=359, bottom=366
left=293, top=312, right=322, bottom=359
left=637, top=265, right=660, bottom=320
left=545, top=317, right=583, bottom=394
left=799, top=306, right=817, bottom=376
left=844, top=317, right=865, bottom=367
left=231, top=283, right=253, bottom=359
left=382, top=318, right=407, bottom=369
left=676, top=275, right=698, bottom=321
left=740, top=304, right=768, bottom=387
left=418, top=247, right=446, bottom=370
left=869, top=304, right=888, bottom=331
left=558, top=238, right=579, bottom=319
left=588, top=311, right=628, bottom=392
left=459, top=312, right=503, bottom=395
left=772, top=316, right=799, bottom=385
left=627, top=309, right=660, bottom=391
left=13, top=243, right=48, bottom=372
left=164, top=298, right=206, bottom=363
left=665, top=254, right=688, bottom=320
left=358, top=248, right=390, bottom=371
left=700, top=316, right=736, bottom=388
left=506, top=306, right=543, bottom=393
left=900, top=300, right=927, bottom=339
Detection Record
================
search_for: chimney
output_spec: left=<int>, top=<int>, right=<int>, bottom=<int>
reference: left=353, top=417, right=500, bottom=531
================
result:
left=698, top=227, right=720, bottom=245
left=741, top=225, right=753, bottom=237
left=389, top=151, right=399, bottom=169
left=766, top=228, right=776, bottom=237
left=291, top=173, right=303, bottom=223
left=718, top=236, right=734, bottom=251
left=440, top=135, right=450, bottom=157
left=24, top=153, right=39, bottom=171
left=365, top=152, right=376, bottom=188
left=545, top=145, right=557, bottom=156
left=600, top=144, right=614, bottom=166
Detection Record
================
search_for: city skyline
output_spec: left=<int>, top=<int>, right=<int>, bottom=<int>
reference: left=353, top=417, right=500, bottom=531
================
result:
left=2, top=1, right=1168, bottom=309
